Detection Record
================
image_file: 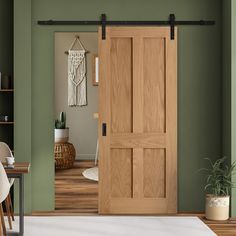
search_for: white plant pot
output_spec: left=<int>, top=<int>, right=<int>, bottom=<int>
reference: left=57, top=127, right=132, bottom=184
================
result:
left=205, top=194, right=230, bottom=221
left=54, top=128, right=69, bottom=143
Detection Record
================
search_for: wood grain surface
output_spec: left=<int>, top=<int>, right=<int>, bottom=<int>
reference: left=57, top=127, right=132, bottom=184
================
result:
left=98, top=26, right=177, bottom=214
left=5, top=162, right=30, bottom=174
left=55, top=160, right=98, bottom=214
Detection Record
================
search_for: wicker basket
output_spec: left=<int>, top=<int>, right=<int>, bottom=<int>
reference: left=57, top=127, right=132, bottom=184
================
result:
left=54, top=142, right=76, bottom=170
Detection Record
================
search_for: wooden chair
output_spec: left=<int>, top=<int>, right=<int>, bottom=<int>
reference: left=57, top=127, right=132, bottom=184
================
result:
left=0, top=142, right=15, bottom=230
left=0, top=162, right=11, bottom=236
left=0, top=216, right=1, bottom=236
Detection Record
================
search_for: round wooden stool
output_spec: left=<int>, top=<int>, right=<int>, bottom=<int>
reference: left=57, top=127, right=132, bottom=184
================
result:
left=54, top=142, right=76, bottom=170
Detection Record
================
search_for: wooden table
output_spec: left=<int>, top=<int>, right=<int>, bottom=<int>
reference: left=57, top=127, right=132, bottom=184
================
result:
left=4, top=162, right=30, bottom=236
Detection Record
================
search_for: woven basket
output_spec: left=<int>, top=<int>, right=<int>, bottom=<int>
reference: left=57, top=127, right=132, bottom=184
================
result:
left=54, top=142, right=76, bottom=170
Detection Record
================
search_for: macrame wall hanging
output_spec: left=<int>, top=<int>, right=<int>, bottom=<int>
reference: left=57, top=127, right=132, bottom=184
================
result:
left=67, top=36, right=87, bottom=106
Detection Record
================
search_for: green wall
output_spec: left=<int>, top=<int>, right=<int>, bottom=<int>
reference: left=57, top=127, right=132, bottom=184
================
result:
left=14, top=0, right=223, bottom=213
left=222, top=0, right=236, bottom=217
left=14, top=0, right=32, bottom=213
left=223, top=1, right=231, bottom=161
left=231, top=0, right=236, bottom=216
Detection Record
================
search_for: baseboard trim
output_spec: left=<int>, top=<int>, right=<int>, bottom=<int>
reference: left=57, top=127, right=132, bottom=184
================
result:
left=76, top=154, right=96, bottom=160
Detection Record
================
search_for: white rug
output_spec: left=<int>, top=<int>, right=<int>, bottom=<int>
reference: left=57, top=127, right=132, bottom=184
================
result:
left=8, top=216, right=216, bottom=236
left=82, top=167, right=98, bottom=181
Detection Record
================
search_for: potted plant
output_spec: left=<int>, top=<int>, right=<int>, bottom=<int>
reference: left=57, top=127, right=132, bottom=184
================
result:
left=54, top=112, right=69, bottom=143
left=201, top=157, right=236, bottom=221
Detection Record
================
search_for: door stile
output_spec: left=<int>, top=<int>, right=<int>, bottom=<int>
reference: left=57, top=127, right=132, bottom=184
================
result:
left=98, top=28, right=111, bottom=214
left=165, top=29, right=177, bottom=213
left=132, top=37, right=144, bottom=199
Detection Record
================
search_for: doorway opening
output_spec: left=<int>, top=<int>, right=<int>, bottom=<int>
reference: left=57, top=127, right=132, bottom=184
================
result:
left=53, top=27, right=177, bottom=215
left=54, top=32, right=99, bottom=214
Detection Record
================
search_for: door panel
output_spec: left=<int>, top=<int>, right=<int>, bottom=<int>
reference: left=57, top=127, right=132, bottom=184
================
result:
left=99, top=27, right=177, bottom=214
left=143, top=148, right=166, bottom=198
left=143, top=38, right=166, bottom=133
left=111, top=38, right=133, bottom=133
left=110, top=148, right=133, bottom=198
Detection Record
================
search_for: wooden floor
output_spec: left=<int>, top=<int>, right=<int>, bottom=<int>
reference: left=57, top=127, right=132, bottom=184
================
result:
left=53, top=160, right=236, bottom=236
left=55, top=160, right=98, bottom=214
left=202, top=217, right=236, bottom=236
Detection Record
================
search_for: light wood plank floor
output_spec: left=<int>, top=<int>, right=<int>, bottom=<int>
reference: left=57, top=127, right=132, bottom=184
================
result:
left=55, top=160, right=98, bottom=214
left=53, top=160, right=236, bottom=235
left=202, top=218, right=236, bottom=236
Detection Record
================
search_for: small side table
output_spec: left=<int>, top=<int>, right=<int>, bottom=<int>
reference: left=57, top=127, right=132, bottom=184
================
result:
left=5, top=162, right=30, bottom=236
left=54, top=142, right=76, bottom=170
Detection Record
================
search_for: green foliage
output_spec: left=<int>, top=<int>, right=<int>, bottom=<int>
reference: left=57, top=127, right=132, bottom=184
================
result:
left=200, top=157, right=236, bottom=196
left=60, top=112, right=66, bottom=124
left=55, top=112, right=66, bottom=129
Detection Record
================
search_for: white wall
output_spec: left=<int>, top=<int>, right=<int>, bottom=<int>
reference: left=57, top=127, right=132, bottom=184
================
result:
left=55, top=32, right=98, bottom=160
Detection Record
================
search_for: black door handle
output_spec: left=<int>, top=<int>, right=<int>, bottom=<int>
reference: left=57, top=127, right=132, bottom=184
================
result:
left=102, top=123, right=107, bottom=136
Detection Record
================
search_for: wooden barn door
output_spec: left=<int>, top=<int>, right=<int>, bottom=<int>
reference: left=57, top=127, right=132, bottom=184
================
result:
left=98, top=27, right=177, bottom=214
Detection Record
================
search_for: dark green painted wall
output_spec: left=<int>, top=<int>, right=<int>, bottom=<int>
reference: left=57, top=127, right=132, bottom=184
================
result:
left=14, top=0, right=32, bottom=213
left=14, top=0, right=223, bottom=213
left=222, top=0, right=236, bottom=217
left=231, top=0, right=236, bottom=216
left=222, top=0, right=234, bottom=215
left=223, top=1, right=231, bottom=162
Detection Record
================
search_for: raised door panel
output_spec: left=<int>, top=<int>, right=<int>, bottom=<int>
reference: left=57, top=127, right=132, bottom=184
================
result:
left=143, top=148, right=166, bottom=198
left=143, top=38, right=166, bottom=133
left=110, top=148, right=133, bottom=198
left=111, top=38, right=133, bottom=134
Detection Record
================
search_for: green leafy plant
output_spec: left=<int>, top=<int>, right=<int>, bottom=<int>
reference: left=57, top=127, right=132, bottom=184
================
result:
left=200, top=157, right=236, bottom=196
left=55, top=112, right=66, bottom=129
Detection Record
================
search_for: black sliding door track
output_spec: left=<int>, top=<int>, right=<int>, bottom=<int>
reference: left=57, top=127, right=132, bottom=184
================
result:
left=37, top=13, right=215, bottom=40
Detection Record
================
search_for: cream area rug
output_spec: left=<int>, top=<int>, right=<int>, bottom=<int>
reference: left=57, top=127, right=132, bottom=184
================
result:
left=82, top=167, right=98, bottom=181
left=8, top=216, right=216, bottom=236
